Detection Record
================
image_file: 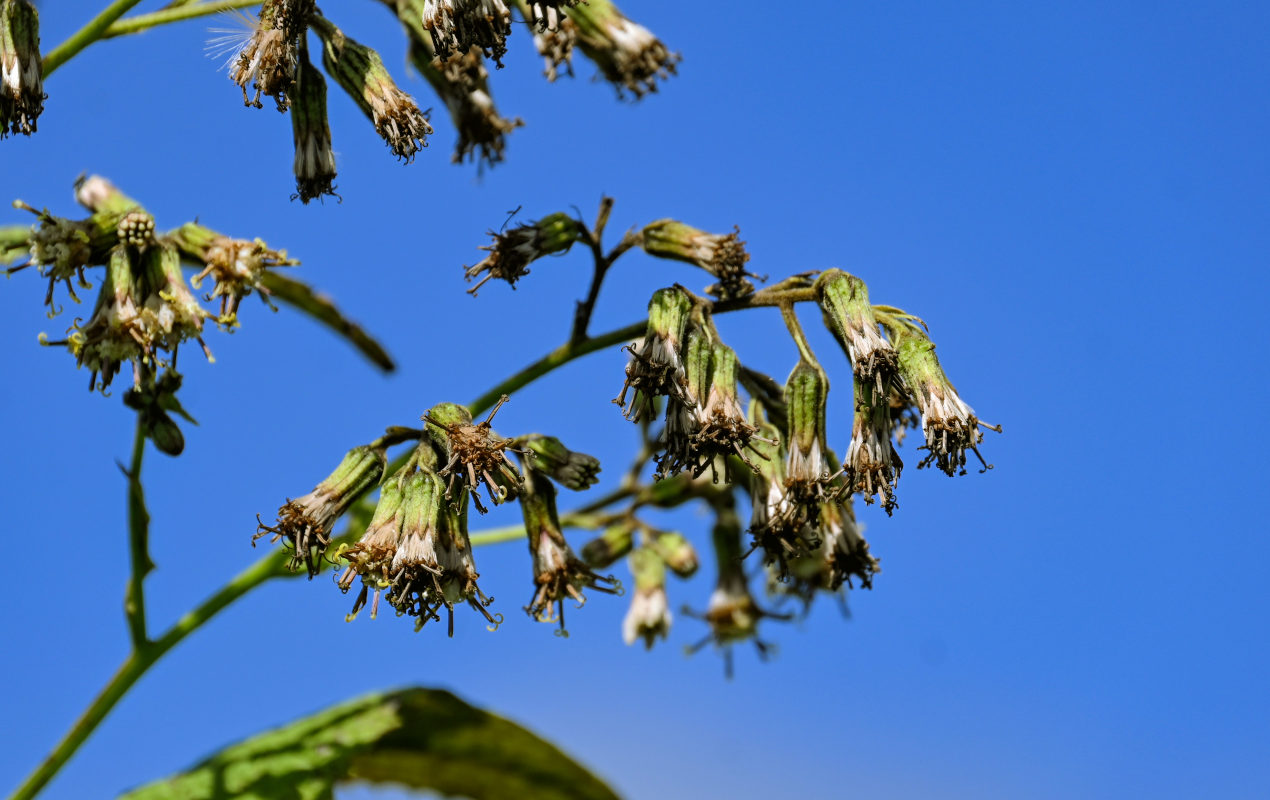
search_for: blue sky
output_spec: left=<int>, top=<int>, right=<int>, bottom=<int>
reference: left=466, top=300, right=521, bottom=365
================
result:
left=2, top=1, right=1268, bottom=798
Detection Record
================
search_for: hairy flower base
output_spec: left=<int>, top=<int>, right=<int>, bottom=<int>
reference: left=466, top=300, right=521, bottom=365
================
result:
left=526, top=530, right=622, bottom=637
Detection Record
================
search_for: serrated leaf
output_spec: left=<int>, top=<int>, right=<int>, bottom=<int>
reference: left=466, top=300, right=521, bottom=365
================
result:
left=120, top=688, right=620, bottom=800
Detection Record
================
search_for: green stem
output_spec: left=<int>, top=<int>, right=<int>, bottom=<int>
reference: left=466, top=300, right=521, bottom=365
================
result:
left=123, top=417, right=153, bottom=649
left=42, top=0, right=148, bottom=76
left=102, top=1, right=262, bottom=40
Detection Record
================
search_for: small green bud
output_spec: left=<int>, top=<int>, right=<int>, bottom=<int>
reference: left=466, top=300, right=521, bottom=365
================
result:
left=580, top=519, right=636, bottom=568
left=258, top=444, right=387, bottom=576
left=567, top=0, right=679, bottom=99
left=463, top=211, right=581, bottom=295
left=313, top=15, right=432, bottom=161
left=523, top=434, right=601, bottom=490
left=641, top=220, right=758, bottom=300
left=894, top=328, right=995, bottom=476
left=646, top=530, right=698, bottom=578
left=291, top=45, right=337, bottom=204
left=623, top=547, right=671, bottom=649
left=784, top=359, right=830, bottom=493
left=816, top=269, right=897, bottom=396
left=147, top=410, right=186, bottom=456
left=0, top=0, right=43, bottom=137
left=615, top=286, right=694, bottom=422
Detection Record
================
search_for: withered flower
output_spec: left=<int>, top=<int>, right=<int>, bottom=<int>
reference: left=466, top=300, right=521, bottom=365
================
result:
left=641, top=220, right=761, bottom=300
left=531, top=14, right=575, bottom=81
left=776, top=496, right=879, bottom=610
left=314, top=15, right=432, bottom=161
left=568, top=0, right=679, bottom=98
left=526, top=0, right=582, bottom=31
left=520, top=471, right=621, bottom=635
left=426, top=47, right=523, bottom=167
left=783, top=359, right=832, bottom=505
left=170, top=222, right=297, bottom=323
left=219, top=0, right=313, bottom=110
left=843, top=374, right=902, bottom=513
left=894, top=327, right=998, bottom=476
left=744, top=403, right=818, bottom=578
left=423, top=396, right=525, bottom=513
left=290, top=44, right=337, bottom=203
left=255, top=444, right=386, bottom=576
left=817, top=269, right=897, bottom=396
left=615, top=285, right=694, bottom=422
left=423, top=0, right=512, bottom=66
left=463, top=211, right=581, bottom=295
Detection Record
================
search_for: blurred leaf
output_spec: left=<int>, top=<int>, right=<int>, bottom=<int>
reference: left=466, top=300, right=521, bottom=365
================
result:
left=120, top=688, right=620, bottom=800
left=259, top=271, right=396, bottom=373
left=1, top=225, right=29, bottom=266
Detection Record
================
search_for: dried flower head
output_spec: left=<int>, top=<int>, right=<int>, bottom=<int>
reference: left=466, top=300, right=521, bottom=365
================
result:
left=894, top=327, right=998, bottom=476
left=423, top=46, right=523, bottom=168
left=10, top=201, right=114, bottom=310
left=423, top=0, right=512, bottom=66
left=521, top=472, right=621, bottom=635
left=641, top=220, right=761, bottom=300
left=623, top=547, right=671, bottom=649
left=615, top=285, right=694, bottom=422
left=531, top=15, right=575, bottom=81
left=255, top=444, right=386, bottom=576
left=337, top=476, right=408, bottom=621
left=775, top=496, right=879, bottom=610
left=0, top=0, right=43, bottom=137
left=173, top=225, right=296, bottom=323
left=463, top=211, right=581, bottom=295
left=290, top=47, right=337, bottom=203
left=522, top=434, right=601, bottom=491
left=817, top=269, right=897, bottom=396
left=744, top=403, right=818, bottom=578
left=569, top=0, right=679, bottom=98
left=843, top=374, right=902, bottom=513
left=216, top=0, right=312, bottom=110
left=526, top=0, right=582, bottom=32
left=423, top=396, right=525, bottom=513
left=314, top=15, right=432, bottom=161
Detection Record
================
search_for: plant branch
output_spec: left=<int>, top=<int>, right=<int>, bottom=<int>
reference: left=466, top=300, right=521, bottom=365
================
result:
left=42, top=0, right=148, bottom=76
left=123, top=416, right=153, bottom=650
left=101, top=1, right=262, bottom=39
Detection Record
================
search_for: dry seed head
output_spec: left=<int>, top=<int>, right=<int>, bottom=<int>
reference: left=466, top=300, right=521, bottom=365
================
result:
left=569, top=0, right=679, bottom=99
left=816, top=269, right=898, bottom=397
left=463, top=211, right=580, bottom=295
left=426, top=46, right=523, bottom=168
left=219, top=0, right=313, bottom=111
left=641, top=220, right=761, bottom=300
left=423, top=395, right=525, bottom=513
left=615, top=286, right=694, bottom=422
left=843, top=374, right=902, bottom=513
left=532, top=16, right=575, bottom=81
left=423, top=0, right=512, bottom=66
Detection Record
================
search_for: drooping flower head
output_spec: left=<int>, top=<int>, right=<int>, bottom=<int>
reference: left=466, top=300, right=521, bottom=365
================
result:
left=783, top=359, right=832, bottom=505
left=170, top=222, right=296, bottom=324
left=0, top=0, right=43, bottom=137
left=776, top=495, right=880, bottom=610
left=255, top=444, right=386, bottom=576
left=745, top=402, right=818, bottom=578
left=522, top=434, right=601, bottom=491
left=567, top=0, right=679, bottom=99
left=615, top=285, right=694, bottom=422
left=290, top=44, right=338, bottom=203
left=218, top=0, right=313, bottom=110
left=423, top=45, right=523, bottom=168
left=817, top=268, right=897, bottom=397
left=622, top=547, right=671, bottom=649
left=423, top=0, right=512, bottom=66
left=893, top=327, right=998, bottom=476
left=463, top=211, right=581, bottom=295
left=843, top=373, right=902, bottom=513
left=313, top=15, right=432, bottom=161
left=641, top=220, right=762, bottom=300
left=520, top=471, right=621, bottom=635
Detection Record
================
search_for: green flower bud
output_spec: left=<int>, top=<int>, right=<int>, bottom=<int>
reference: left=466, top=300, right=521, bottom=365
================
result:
left=622, top=547, right=671, bottom=649
left=290, top=44, right=337, bottom=204
left=226, top=0, right=312, bottom=111
left=258, top=444, right=387, bottom=577
left=523, top=434, right=601, bottom=490
left=645, top=530, right=698, bottom=578
left=338, top=474, right=410, bottom=620
left=581, top=518, right=636, bottom=568
left=615, top=285, right=694, bottom=422
left=567, top=0, right=679, bottom=99
left=0, top=0, right=43, bottom=137
left=520, top=472, right=620, bottom=635
left=894, top=327, right=995, bottom=476
left=422, top=396, right=524, bottom=513
left=641, top=220, right=759, bottom=300
left=816, top=269, right=897, bottom=397
left=313, top=15, right=432, bottom=161
left=844, top=373, right=901, bottom=514
left=463, top=211, right=581, bottom=295
left=423, top=0, right=512, bottom=66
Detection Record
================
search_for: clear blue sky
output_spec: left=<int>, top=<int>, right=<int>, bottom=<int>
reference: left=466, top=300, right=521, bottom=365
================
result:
left=2, top=1, right=1268, bottom=798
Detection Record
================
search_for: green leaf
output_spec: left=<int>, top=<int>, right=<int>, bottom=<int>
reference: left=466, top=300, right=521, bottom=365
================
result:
left=259, top=270, right=396, bottom=373
left=120, top=688, right=620, bottom=800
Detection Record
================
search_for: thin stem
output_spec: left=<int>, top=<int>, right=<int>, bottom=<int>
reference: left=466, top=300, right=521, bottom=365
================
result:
left=780, top=302, right=819, bottom=364
left=102, top=1, right=262, bottom=39
left=42, top=0, right=148, bottom=76
left=123, top=417, right=153, bottom=649
left=571, top=197, right=617, bottom=344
